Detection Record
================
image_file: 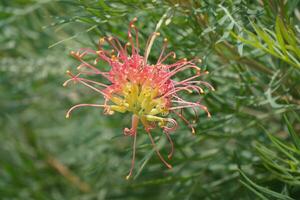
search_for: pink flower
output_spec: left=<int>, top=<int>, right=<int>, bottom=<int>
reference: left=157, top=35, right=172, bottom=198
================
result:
left=64, top=17, right=214, bottom=179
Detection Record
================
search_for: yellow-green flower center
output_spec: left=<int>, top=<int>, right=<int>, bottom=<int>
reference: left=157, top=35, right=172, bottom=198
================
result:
left=119, top=82, right=168, bottom=116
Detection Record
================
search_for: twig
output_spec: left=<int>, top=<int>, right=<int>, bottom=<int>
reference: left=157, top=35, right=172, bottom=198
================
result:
left=47, top=156, right=91, bottom=192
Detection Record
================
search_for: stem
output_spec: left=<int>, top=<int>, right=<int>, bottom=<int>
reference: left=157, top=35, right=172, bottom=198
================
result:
left=125, top=114, right=139, bottom=180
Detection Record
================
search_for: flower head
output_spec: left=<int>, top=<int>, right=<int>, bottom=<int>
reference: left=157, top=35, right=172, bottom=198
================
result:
left=64, top=17, right=214, bottom=179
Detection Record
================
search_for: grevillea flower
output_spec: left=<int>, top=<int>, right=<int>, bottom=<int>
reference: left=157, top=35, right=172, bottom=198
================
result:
left=64, top=18, right=214, bottom=179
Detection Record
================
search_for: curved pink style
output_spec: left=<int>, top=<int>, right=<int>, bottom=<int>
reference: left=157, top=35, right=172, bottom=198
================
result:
left=64, top=17, right=214, bottom=179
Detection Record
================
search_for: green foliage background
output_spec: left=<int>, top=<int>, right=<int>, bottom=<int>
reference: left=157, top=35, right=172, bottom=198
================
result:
left=1, top=0, right=300, bottom=199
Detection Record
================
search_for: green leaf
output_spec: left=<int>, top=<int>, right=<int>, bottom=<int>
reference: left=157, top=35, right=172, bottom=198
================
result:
left=240, top=170, right=295, bottom=200
left=275, top=17, right=288, bottom=56
left=251, top=22, right=275, bottom=53
left=284, top=114, right=300, bottom=150
left=276, top=17, right=300, bottom=57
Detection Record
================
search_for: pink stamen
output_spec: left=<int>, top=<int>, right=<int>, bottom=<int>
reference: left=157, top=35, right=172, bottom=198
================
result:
left=77, top=79, right=110, bottom=98
left=158, top=65, right=200, bottom=86
left=144, top=32, right=160, bottom=65
left=172, top=110, right=196, bottom=135
left=146, top=129, right=172, bottom=169
left=170, top=104, right=211, bottom=117
left=156, top=38, right=168, bottom=64
left=158, top=51, right=176, bottom=64
left=176, top=80, right=214, bottom=91
left=66, top=104, right=107, bottom=118
left=162, top=118, right=178, bottom=133
left=164, top=131, right=174, bottom=159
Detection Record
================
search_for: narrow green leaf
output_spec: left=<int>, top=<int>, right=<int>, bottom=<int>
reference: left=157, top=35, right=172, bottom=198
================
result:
left=275, top=17, right=287, bottom=55
left=267, top=133, right=298, bottom=163
left=240, top=180, right=269, bottom=200
left=251, top=22, right=274, bottom=52
left=277, top=18, right=299, bottom=56
left=240, top=170, right=295, bottom=200
left=284, top=114, right=300, bottom=150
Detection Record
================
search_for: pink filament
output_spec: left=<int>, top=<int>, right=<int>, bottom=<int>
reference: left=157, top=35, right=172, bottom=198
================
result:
left=66, top=104, right=106, bottom=118
left=146, top=129, right=172, bottom=169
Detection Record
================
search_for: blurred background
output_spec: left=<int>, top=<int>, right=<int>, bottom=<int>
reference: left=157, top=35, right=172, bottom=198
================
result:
left=1, top=0, right=300, bottom=199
